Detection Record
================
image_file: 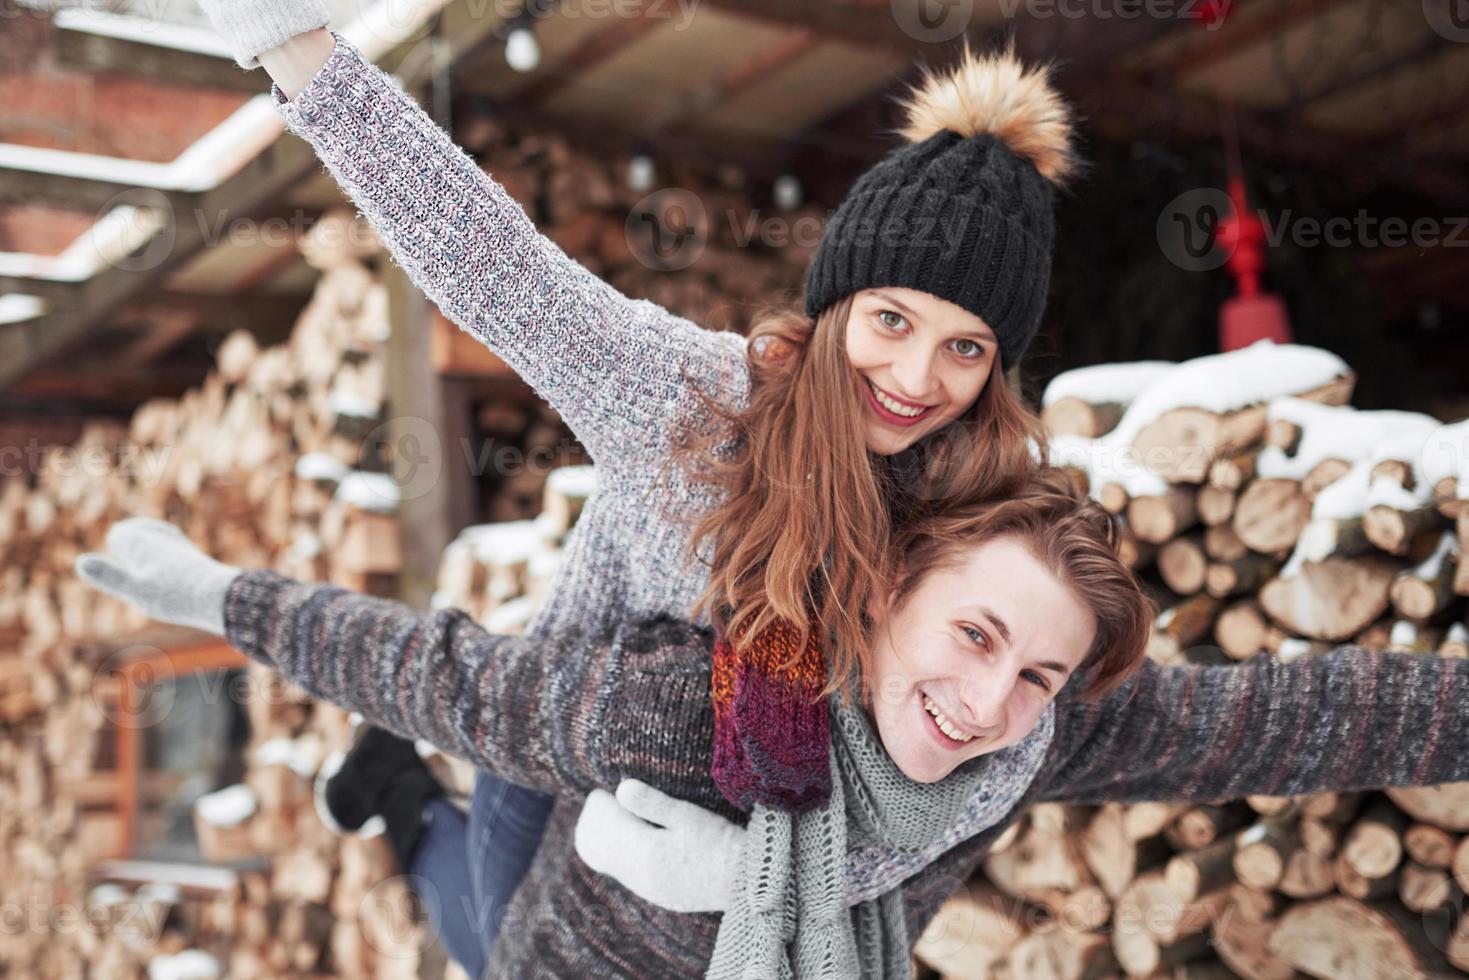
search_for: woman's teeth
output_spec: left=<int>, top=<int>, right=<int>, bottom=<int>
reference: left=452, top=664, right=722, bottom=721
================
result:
left=923, top=694, right=974, bottom=743
left=868, top=381, right=925, bottom=418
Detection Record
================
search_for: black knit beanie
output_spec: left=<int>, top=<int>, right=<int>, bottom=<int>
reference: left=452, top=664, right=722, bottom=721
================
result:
left=804, top=44, right=1079, bottom=368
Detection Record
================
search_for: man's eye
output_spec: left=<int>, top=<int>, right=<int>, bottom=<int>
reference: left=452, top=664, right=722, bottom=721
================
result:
left=1022, top=670, right=1050, bottom=692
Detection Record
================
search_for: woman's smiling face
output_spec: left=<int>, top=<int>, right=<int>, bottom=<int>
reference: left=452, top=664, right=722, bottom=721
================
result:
left=864, top=535, right=1096, bottom=783
left=844, top=286, right=999, bottom=456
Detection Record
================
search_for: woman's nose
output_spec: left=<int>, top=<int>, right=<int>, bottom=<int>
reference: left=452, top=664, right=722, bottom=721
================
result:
left=889, top=349, right=936, bottom=399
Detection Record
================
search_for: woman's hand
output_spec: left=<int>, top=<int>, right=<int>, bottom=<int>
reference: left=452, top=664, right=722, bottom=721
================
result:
left=574, top=779, right=745, bottom=913
left=195, top=0, right=332, bottom=77
left=74, top=518, right=243, bottom=636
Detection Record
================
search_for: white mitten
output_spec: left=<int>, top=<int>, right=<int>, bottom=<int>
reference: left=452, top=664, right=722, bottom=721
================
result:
left=195, top=0, right=332, bottom=70
left=574, top=779, right=746, bottom=913
left=75, top=517, right=243, bottom=636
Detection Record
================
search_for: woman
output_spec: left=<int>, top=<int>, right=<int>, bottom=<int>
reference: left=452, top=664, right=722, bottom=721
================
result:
left=188, top=2, right=1083, bottom=970
left=76, top=474, right=1469, bottom=977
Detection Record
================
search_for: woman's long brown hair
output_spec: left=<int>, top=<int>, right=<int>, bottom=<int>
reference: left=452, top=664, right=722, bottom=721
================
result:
left=682, top=294, right=1049, bottom=701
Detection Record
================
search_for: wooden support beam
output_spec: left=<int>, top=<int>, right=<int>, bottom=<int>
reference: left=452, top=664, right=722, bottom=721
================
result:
left=52, top=22, right=269, bottom=95
left=384, top=261, right=456, bottom=611
left=0, top=134, right=326, bottom=390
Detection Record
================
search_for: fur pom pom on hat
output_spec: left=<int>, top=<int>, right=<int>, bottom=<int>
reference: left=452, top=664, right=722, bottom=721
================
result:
left=896, top=42, right=1077, bottom=187
left=804, top=41, right=1080, bottom=367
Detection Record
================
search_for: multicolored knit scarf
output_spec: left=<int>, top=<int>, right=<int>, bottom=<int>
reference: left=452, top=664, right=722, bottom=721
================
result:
left=710, top=616, right=832, bottom=814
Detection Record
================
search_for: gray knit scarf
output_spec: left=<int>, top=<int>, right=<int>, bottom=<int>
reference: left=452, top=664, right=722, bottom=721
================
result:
left=706, top=695, right=1056, bottom=979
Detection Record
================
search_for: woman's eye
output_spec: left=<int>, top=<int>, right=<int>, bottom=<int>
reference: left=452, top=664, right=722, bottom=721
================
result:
left=952, top=338, right=986, bottom=359
left=877, top=310, right=907, bottom=332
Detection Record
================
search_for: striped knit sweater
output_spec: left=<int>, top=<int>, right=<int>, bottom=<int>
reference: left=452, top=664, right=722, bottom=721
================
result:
left=224, top=568, right=1469, bottom=979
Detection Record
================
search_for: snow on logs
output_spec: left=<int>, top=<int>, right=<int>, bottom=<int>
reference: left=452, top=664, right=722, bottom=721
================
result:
left=917, top=342, right=1469, bottom=980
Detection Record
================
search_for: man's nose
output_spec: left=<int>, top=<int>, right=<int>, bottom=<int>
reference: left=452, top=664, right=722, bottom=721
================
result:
left=955, top=673, right=1009, bottom=733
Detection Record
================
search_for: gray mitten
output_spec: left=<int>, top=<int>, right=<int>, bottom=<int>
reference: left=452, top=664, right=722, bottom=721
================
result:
left=75, top=517, right=243, bottom=636
left=574, top=779, right=746, bottom=913
left=195, top=0, right=332, bottom=70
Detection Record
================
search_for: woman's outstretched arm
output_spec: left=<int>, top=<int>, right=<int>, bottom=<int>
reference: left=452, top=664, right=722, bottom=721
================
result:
left=1045, top=647, right=1469, bottom=805
left=244, top=27, right=748, bottom=473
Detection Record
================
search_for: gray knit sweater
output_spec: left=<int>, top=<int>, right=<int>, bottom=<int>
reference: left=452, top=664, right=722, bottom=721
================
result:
left=268, top=30, right=748, bottom=638
left=224, top=568, right=1469, bottom=979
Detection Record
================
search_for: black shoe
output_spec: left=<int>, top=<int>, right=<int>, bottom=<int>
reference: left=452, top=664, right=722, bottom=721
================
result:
left=316, top=721, right=440, bottom=864
left=377, top=765, right=441, bottom=872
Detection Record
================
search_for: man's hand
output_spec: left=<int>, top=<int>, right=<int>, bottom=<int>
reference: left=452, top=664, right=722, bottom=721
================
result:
left=574, top=779, right=745, bottom=913
left=75, top=517, right=243, bottom=636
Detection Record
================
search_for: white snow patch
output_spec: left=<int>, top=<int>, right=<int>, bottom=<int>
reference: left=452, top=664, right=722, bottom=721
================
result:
left=289, top=530, right=322, bottom=560
left=1044, top=342, right=1348, bottom=492
left=194, top=784, right=256, bottom=827
left=1255, top=400, right=1436, bottom=480
left=335, top=471, right=401, bottom=513
left=327, top=390, right=380, bottom=420
left=1276, top=638, right=1315, bottom=662
left=252, top=737, right=319, bottom=778
left=462, top=520, right=549, bottom=565
left=1103, top=341, right=1348, bottom=450
left=546, top=465, right=598, bottom=499
left=295, top=452, right=348, bottom=483
left=483, top=596, right=537, bottom=634
left=1041, top=361, right=1175, bottom=407
left=147, top=950, right=221, bottom=980
left=1407, top=531, right=1458, bottom=581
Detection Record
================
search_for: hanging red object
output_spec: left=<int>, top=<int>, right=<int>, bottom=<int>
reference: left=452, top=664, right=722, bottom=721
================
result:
left=1216, top=174, right=1292, bottom=349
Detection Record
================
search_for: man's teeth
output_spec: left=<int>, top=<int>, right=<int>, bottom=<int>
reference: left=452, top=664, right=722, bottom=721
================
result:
left=868, top=381, right=925, bottom=418
left=923, top=694, right=974, bottom=743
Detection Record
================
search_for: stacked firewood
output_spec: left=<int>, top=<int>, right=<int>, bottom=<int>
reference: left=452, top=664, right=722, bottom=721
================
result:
left=0, top=205, right=596, bottom=978
left=916, top=342, right=1469, bottom=980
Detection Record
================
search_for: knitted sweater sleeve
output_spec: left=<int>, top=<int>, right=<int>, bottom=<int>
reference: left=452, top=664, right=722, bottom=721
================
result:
left=1042, top=647, right=1469, bottom=805
left=267, top=31, right=748, bottom=474
left=222, top=568, right=731, bottom=808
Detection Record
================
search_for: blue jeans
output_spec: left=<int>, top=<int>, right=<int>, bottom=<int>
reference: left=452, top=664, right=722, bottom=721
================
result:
left=409, top=774, right=555, bottom=979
